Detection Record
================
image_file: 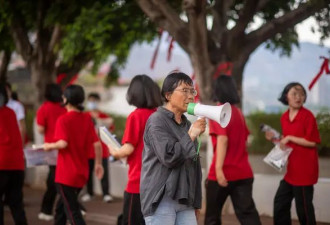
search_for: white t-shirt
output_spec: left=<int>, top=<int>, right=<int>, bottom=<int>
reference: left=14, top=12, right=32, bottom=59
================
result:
left=7, top=99, right=25, bottom=122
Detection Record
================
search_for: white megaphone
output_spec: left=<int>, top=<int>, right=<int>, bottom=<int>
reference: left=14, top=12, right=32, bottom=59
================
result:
left=187, top=102, right=232, bottom=128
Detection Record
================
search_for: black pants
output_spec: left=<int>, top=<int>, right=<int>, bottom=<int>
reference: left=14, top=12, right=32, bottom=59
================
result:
left=55, top=183, right=85, bottom=225
left=204, top=178, right=261, bottom=225
left=274, top=179, right=316, bottom=225
left=0, top=170, right=28, bottom=225
left=122, top=191, right=145, bottom=225
left=87, top=158, right=109, bottom=196
left=40, top=166, right=57, bottom=215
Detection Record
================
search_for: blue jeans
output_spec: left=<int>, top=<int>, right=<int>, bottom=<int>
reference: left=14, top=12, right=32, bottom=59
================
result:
left=144, top=196, right=197, bottom=225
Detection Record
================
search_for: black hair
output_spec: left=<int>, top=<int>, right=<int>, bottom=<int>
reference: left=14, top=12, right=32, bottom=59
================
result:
left=63, top=85, right=85, bottom=111
left=213, top=75, right=240, bottom=104
left=126, top=74, right=162, bottom=108
left=88, top=92, right=101, bottom=101
left=161, top=71, right=193, bottom=102
left=278, top=82, right=307, bottom=105
left=45, top=83, right=63, bottom=103
left=0, top=83, right=9, bottom=106
left=11, top=91, right=18, bottom=101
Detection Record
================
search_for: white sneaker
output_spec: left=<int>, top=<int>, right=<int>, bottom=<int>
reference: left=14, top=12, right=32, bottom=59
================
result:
left=81, top=193, right=92, bottom=202
left=38, top=212, right=54, bottom=221
left=103, top=195, right=113, bottom=203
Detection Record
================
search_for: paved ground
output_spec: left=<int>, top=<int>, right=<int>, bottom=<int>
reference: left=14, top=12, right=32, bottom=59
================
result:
left=3, top=186, right=329, bottom=225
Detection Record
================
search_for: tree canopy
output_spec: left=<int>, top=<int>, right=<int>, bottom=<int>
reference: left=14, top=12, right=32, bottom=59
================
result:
left=136, top=0, right=330, bottom=103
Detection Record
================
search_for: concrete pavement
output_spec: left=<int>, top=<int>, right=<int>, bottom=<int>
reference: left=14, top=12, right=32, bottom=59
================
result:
left=3, top=186, right=329, bottom=225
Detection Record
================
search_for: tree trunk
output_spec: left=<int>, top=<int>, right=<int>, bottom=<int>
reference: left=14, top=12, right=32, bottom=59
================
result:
left=0, top=50, right=11, bottom=83
left=29, top=60, right=56, bottom=108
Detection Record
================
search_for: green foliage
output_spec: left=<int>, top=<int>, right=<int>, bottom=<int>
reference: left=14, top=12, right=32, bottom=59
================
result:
left=246, top=111, right=283, bottom=154
left=265, top=28, right=299, bottom=57
left=316, top=110, right=330, bottom=156
left=60, top=1, right=157, bottom=73
left=111, top=114, right=127, bottom=142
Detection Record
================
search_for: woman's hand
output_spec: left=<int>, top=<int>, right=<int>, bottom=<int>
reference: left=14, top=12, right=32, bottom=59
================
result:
left=216, top=169, right=228, bottom=187
left=279, top=136, right=291, bottom=150
left=43, top=143, right=53, bottom=151
left=94, top=163, right=104, bottom=180
left=195, top=209, right=200, bottom=221
left=189, top=118, right=206, bottom=140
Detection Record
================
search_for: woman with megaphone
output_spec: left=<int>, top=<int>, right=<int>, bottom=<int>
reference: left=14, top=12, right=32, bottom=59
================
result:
left=204, top=75, right=261, bottom=225
left=140, top=71, right=206, bottom=225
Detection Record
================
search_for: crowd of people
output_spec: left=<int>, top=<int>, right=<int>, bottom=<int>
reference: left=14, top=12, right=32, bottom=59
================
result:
left=0, top=71, right=321, bottom=225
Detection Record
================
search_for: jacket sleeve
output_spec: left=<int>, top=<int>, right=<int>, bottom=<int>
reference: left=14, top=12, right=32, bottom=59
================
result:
left=145, top=121, right=197, bottom=168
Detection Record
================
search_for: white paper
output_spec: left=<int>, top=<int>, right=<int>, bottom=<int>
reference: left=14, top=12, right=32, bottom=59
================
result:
left=263, top=144, right=292, bottom=172
left=99, top=126, right=126, bottom=164
left=24, top=147, right=58, bottom=167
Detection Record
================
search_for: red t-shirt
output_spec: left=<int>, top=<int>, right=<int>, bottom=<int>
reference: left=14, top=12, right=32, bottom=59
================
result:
left=54, top=111, right=99, bottom=188
left=0, top=106, right=24, bottom=170
left=122, top=108, right=156, bottom=193
left=86, top=111, right=113, bottom=159
left=36, top=101, right=67, bottom=143
left=208, top=105, right=253, bottom=181
left=281, top=107, right=320, bottom=186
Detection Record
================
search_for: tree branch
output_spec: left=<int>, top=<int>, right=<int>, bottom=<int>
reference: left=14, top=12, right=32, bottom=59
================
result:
left=230, top=0, right=259, bottom=37
left=8, top=1, right=33, bottom=63
left=0, top=50, right=11, bottom=82
left=135, top=0, right=190, bottom=52
left=245, top=1, right=329, bottom=54
left=211, top=0, right=234, bottom=42
left=256, top=0, right=271, bottom=11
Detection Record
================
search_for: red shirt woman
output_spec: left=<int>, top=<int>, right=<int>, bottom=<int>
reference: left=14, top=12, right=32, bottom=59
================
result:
left=43, top=85, right=104, bottom=225
left=107, top=75, right=162, bottom=225
left=0, top=83, right=28, bottom=224
left=267, top=82, right=320, bottom=225
left=204, top=75, right=261, bottom=225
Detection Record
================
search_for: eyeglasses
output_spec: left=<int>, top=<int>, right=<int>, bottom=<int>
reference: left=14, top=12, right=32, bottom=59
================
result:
left=174, top=88, right=198, bottom=97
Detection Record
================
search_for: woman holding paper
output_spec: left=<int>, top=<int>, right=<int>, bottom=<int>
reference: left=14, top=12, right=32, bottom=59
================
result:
left=204, top=75, right=261, bottom=225
left=107, top=75, right=162, bottom=225
left=43, top=85, right=104, bottom=225
left=140, top=72, right=206, bottom=225
left=0, top=83, right=28, bottom=225
left=265, top=82, right=320, bottom=225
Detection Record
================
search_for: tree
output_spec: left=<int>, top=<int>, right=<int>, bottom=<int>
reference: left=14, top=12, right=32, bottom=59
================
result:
left=136, top=0, right=330, bottom=104
left=0, top=0, right=156, bottom=106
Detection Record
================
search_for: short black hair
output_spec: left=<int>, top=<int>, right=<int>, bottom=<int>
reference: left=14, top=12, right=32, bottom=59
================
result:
left=45, top=83, right=63, bottom=103
left=213, top=75, right=240, bottom=104
left=88, top=92, right=101, bottom=101
left=161, top=71, right=193, bottom=102
left=278, top=82, right=307, bottom=105
left=63, top=85, right=85, bottom=111
left=126, top=74, right=162, bottom=108
left=0, top=83, right=9, bottom=106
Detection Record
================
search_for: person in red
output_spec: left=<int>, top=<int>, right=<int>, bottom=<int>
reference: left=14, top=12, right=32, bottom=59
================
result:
left=43, top=84, right=104, bottom=225
left=204, top=75, right=261, bottom=225
left=0, top=83, right=28, bottom=225
left=36, top=83, right=67, bottom=221
left=81, top=92, right=114, bottom=203
left=265, top=82, right=320, bottom=225
left=107, top=75, right=162, bottom=225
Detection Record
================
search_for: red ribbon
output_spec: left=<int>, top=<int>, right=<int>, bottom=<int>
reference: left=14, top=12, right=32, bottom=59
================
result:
left=213, top=62, right=233, bottom=79
left=167, top=36, right=175, bottom=62
left=56, top=73, right=78, bottom=86
left=308, top=57, right=330, bottom=90
left=150, top=29, right=163, bottom=69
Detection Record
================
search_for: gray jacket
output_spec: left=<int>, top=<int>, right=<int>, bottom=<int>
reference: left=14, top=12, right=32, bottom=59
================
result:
left=140, top=107, right=202, bottom=217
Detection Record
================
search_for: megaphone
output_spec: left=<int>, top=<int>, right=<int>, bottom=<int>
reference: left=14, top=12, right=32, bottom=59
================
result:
left=187, top=102, right=232, bottom=128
